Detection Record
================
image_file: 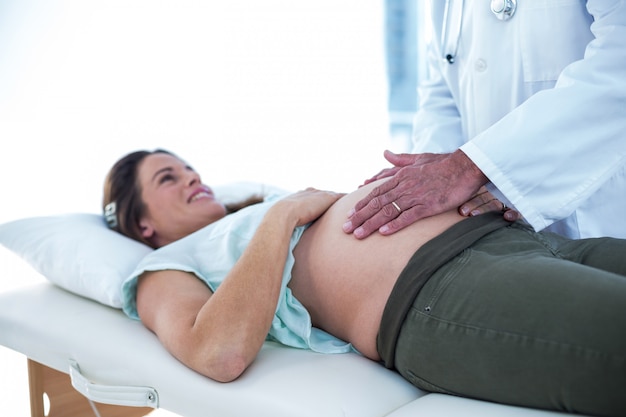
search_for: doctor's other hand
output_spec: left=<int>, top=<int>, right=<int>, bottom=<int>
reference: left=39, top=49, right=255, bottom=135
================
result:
left=459, top=187, right=521, bottom=222
left=343, top=150, right=487, bottom=239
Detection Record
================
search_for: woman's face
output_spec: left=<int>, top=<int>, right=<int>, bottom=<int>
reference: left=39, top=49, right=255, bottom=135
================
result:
left=137, top=152, right=226, bottom=247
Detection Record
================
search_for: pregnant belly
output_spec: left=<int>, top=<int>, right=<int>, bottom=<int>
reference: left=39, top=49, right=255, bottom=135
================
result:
left=290, top=180, right=464, bottom=359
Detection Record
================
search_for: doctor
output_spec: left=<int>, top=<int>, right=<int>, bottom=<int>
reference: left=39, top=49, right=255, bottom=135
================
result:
left=344, top=0, right=626, bottom=240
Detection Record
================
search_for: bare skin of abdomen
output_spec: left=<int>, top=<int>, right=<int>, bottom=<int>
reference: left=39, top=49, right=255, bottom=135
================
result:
left=290, top=179, right=465, bottom=361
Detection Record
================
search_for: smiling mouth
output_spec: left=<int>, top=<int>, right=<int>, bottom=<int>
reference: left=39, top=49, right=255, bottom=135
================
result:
left=189, top=191, right=212, bottom=203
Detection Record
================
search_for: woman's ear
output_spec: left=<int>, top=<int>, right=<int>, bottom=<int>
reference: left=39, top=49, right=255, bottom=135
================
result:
left=139, top=218, right=155, bottom=239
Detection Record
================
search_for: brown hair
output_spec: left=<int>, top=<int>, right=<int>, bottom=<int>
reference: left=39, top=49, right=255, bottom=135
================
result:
left=102, top=149, right=263, bottom=247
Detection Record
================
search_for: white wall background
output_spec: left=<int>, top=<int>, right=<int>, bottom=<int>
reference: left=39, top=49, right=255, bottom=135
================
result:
left=0, top=1, right=389, bottom=415
left=0, top=0, right=390, bottom=223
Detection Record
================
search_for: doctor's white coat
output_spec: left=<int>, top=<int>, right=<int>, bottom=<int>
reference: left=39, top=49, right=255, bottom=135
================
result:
left=412, top=0, right=626, bottom=238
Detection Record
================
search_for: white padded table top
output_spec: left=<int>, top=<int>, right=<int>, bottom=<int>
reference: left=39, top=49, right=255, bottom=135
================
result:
left=0, top=283, right=422, bottom=417
left=0, top=283, right=584, bottom=417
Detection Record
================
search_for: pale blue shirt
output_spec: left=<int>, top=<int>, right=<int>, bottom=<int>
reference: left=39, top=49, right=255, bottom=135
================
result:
left=121, top=195, right=353, bottom=354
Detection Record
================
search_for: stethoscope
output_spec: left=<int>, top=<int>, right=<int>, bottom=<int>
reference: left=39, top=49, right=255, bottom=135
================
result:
left=442, top=0, right=517, bottom=64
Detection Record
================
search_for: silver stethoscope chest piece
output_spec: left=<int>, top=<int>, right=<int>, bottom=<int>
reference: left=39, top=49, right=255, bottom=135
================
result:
left=491, top=0, right=516, bottom=21
left=443, top=0, right=517, bottom=64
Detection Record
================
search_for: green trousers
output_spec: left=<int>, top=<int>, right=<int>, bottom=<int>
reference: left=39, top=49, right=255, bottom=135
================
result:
left=394, top=222, right=626, bottom=417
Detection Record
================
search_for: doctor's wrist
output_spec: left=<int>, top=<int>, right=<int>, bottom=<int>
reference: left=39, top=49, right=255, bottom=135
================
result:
left=452, top=149, right=489, bottom=190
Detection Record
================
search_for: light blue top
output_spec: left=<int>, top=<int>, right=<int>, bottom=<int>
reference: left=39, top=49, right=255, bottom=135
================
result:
left=121, top=195, right=353, bottom=354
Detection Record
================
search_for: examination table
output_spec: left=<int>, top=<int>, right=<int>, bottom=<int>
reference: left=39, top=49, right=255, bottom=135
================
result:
left=0, top=183, right=581, bottom=417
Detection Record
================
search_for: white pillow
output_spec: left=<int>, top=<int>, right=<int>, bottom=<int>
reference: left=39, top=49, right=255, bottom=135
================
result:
left=0, top=182, right=288, bottom=308
left=0, top=213, right=152, bottom=308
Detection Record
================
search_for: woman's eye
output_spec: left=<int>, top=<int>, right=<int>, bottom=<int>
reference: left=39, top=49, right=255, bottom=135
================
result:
left=159, top=174, right=175, bottom=184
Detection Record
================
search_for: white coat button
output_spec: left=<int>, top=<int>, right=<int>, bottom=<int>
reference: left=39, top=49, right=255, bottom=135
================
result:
left=474, top=59, right=487, bottom=72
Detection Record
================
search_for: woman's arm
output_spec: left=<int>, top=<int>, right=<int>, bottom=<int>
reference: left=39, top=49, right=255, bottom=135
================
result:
left=135, top=188, right=343, bottom=382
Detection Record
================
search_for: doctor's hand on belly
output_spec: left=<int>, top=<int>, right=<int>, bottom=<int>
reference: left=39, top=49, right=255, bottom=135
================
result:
left=343, top=149, right=519, bottom=239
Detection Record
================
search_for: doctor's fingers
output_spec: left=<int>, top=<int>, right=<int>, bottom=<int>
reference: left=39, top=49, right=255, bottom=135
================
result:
left=343, top=182, right=404, bottom=238
left=503, top=209, right=521, bottom=222
left=383, top=150, right=442, bottom=168
left=361, top=151, right=418, bottom=187
left=378, top=206, right=426, bottom=236
left=362, top=166, right=401, bottom=186
left=458, top=193, right=521, bottom=223
left=458, top=189, right=502, bottom=216
left=345, top=199, right=412, bottom=239
left=363, top=197, right=446, bottom=238
left=351, top=176, right=399, bottom=214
